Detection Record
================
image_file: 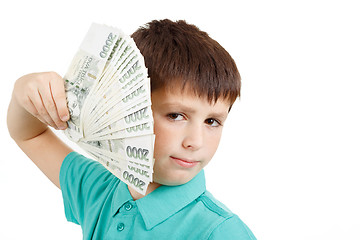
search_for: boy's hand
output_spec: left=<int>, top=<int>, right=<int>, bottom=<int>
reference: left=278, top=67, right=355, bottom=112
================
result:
left=13, top=72, right=70, bottom=130
left=8, top=72, right=73, bottom=188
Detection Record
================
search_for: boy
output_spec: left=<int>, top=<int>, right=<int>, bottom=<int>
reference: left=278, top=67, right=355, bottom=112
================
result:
left=7, top=19, right=256, bottom=239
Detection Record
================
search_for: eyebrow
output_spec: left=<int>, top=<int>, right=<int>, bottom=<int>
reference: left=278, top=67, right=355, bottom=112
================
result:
left=209, top=112, right=228, bottom=120
left=163, top=103, right=195, bottom=112
left=161, top=102, right=229, bottom=119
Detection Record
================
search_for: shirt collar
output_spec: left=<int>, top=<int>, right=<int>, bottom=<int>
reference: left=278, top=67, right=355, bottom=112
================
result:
left=137, top=170, right=206, bottom=230
left=111, top=180, right=134, bottom=216
left=111, top=170, right=206, bottom=230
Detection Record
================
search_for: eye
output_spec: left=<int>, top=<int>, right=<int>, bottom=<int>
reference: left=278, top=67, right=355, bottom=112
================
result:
left=205, top=118, right=221, bottom=127
left=167, top=113, right=185, bottom=121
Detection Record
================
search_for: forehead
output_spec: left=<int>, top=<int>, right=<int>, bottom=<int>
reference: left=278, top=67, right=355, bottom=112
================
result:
left=151, top=86, right=231, bottom=114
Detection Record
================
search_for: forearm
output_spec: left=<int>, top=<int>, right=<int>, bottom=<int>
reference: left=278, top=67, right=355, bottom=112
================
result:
left=7, top=93, right=48, bottom=142
left=7, top=72, right=72, bottom=188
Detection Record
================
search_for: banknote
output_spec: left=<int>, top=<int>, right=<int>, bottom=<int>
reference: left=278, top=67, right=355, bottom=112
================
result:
left=63, top=23, right=123, bottom=142
left=85, top=99, right=152, bottom=138
left=84, top=79, right=151, bottom=134
left=85, top=149, right=150, bottom=195
left=83, top=56, right=149, bottom=131
left=80, top=134, right=154, bottom=167
left=81, top=37, right=146, bottom=124
left=63, top=23, right=155, bottom=195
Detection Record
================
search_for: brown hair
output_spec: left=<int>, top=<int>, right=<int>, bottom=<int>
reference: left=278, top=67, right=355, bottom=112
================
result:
left=131, top=19, right=241, bottom=104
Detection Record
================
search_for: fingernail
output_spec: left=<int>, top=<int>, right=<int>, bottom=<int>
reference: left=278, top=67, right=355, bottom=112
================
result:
left=59, top=125, right=67, bottom=130
left=61, top=115, right=69, bottom=121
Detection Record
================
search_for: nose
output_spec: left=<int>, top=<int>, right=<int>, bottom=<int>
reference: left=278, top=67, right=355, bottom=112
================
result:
left=182, top=124, right=203, bottom=150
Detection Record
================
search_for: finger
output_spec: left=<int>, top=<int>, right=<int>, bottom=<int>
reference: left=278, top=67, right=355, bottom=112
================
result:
left=22, top=97, right=50, bottom=125
left=38, top=82, right=67, bottom=130
left=49, top=73, right=70, bottom=122
left=14, top=79, right=53, bottom=127
left=21, top=94, right=40, bottom=117
left=31, top=89, right=58, bottom=129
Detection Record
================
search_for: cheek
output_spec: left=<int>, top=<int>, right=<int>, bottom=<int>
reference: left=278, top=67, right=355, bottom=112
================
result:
left=205, top=131, right=223, bottom=158
left=153, top=119, right=176, bottom=155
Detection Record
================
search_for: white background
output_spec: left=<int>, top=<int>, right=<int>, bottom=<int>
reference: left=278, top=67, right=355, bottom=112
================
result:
left=1, top=0, right=359, bottom=239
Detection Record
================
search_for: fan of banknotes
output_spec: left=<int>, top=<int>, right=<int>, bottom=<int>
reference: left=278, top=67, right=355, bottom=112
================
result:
left=63, top=23, right=155, bottom=195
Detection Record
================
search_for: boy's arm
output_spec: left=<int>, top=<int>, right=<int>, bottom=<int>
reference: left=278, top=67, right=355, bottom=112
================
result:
left=7, top=72, right=73, bottom=189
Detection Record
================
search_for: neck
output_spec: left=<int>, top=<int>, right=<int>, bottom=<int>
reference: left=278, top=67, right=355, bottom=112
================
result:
left=128, top=182, right=162, bottom=200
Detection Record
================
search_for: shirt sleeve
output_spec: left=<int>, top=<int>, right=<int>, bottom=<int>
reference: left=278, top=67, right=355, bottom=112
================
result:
left=59, top=152, right=116, bottom=225
left=208, top=215, right=257, bottom=240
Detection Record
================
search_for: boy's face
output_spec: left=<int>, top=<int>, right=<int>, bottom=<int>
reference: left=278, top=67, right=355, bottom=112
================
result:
left=151, top=86, right=231, bottom=186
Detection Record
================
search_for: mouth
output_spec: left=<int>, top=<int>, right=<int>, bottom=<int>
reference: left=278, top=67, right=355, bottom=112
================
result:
left=171, top=156, right=200, bottom=168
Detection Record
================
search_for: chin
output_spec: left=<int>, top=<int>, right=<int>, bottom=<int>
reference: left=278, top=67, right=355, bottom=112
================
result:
left=154, top=170, right=197, bottom=186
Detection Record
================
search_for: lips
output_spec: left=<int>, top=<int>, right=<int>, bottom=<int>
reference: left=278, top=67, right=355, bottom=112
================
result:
left=171, top=156, right=199, bottom=168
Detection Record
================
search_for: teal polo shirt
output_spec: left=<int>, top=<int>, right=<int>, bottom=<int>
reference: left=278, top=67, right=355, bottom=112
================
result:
left=60, top=152, right=256, bottom=239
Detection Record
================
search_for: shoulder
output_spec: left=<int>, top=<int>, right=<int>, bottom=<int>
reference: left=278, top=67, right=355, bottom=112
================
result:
left=60, top=151, right=118, bottom=192
left=196, top=191, right=256, bottom=240
left=60, top=152, right=119, bottom=224
left=60, top=152, right=112, bottom=180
